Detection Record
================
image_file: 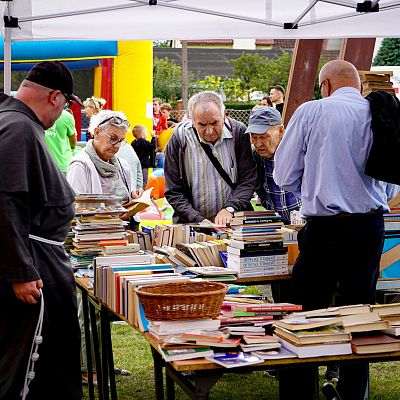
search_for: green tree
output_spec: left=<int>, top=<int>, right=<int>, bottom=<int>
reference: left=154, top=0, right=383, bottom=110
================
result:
left=264, top=51, right=292, bottom=91
left=229, top=52, right=269, bottom=100
left=153, top=57, right=183, bottom=104
left=373, top=38, right=400, bottom=66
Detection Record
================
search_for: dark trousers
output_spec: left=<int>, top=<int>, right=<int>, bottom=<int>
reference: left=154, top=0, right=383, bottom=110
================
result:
left=279, top=212, right=384, bottom=400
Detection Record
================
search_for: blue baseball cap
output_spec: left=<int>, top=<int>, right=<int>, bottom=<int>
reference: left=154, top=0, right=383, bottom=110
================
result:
left=246, top=106, right=282, bottom=134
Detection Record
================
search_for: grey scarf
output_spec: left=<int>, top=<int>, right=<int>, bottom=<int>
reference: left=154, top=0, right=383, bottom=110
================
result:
left=86, top=139, right=129, bottom=200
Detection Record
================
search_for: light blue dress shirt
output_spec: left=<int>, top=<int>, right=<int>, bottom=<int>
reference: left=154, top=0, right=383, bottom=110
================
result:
left=273, top=87, right=399, bottom=218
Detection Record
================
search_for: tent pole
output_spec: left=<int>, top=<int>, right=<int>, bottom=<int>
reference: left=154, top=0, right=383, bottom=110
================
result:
left=4, top=26, right=11, bottom=95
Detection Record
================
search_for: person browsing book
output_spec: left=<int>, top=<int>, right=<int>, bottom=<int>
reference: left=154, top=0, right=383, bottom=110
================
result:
left=164, top=91, right=256, bottom=225
left=273, top=60, right=400, bottom=400
left=67, top=110, right=138, bottom=201
left=247, top=107, right=301, bottom=224
left=0, top=61, right=82, bottom=400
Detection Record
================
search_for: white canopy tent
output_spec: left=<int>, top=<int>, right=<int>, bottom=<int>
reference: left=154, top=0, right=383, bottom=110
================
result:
left=0, top=0, right=399, bottom=92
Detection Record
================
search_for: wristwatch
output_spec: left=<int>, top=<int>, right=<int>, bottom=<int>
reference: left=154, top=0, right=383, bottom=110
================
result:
left=226, top=207, right=234, bottom=214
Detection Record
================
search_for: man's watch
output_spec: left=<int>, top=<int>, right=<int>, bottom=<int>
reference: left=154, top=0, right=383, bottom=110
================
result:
left=225, top=207, right=234, bottom=214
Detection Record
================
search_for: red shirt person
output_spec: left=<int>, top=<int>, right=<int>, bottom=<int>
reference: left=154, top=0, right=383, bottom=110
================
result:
left=153, top=97, right=168, bottom=135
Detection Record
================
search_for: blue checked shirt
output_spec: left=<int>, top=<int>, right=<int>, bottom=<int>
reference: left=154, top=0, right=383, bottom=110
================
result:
left=255, top=152, right=301, bottom=224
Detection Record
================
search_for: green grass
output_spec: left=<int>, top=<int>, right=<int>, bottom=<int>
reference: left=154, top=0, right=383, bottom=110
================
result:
left=82, top=325, right=400, bottom=400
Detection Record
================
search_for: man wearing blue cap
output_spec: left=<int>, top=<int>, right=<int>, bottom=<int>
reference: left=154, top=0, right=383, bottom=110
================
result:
left=246, top=106, right=301, bottom=224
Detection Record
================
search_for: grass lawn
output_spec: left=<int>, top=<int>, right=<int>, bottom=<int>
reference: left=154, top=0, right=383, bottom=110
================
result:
left=82, top=325, right=400, bottom=400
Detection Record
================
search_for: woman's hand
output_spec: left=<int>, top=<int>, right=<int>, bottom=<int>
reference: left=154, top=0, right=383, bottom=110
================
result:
left=131, top=188, right=144, bottom=199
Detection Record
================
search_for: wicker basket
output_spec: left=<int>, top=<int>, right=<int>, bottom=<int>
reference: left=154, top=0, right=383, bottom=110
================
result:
left=135, top=281, right=227, bottom=321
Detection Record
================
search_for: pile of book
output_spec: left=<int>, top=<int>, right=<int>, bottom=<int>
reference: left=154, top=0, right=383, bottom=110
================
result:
left=154, top=224, right=229, bottom=248
left=153, top=319, right=221, bottom=361
left=384, top=212, right=400, bottom=235
left=154, top=239, right=227, bottom=268
left=226, top=211, right=289, bottom=278
left=155, top=318, right=290, bottom=366
left=70, top=194, right=130, bottom=269
left=273, top=303, right=400, bottom=357
left=359, top=70, right=395, bottom=97
left=93, top=253, right=190, bottom=331
left=221, top=298, right=301, bottom=330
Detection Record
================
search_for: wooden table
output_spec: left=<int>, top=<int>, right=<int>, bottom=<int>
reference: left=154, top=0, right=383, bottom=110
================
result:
left=144, top=329, right=400, bottom=400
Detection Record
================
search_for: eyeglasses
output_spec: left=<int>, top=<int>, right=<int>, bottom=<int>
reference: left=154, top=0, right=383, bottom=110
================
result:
left=97, top=116, right=130, bottom=129
left=49, top=90, right=72, bottom=109
left=62, top=93, right=72, bottom=109
left=100, top=129, right=127, bottom=147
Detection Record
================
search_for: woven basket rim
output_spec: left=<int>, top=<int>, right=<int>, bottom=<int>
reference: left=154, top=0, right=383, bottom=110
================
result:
left=135, top=281, right=227, bottom=297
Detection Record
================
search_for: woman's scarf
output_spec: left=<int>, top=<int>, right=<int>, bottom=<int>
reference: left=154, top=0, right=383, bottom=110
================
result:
left=86, top=139, right=129, bottom=200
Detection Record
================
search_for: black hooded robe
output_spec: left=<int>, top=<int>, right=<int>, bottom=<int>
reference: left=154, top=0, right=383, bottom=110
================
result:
left=0, top=94, right=81, bottom=400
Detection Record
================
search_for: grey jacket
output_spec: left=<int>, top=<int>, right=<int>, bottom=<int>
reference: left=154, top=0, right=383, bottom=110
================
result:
left=164, top=118, right=257, bottom=223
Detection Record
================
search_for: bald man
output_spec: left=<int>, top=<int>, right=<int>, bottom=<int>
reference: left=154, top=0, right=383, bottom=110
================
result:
left=273, top=60, right=399, bottom=400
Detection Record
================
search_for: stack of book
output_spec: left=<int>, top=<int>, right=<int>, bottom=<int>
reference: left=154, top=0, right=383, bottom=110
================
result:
left=359, top=70, right=395, bottom=97
left=384, top=212, right=400, bottom=236
left=220, top=299, right=301, bottom=326
left=273, top=316, right=353, bottom=358
left=70, top=194, right=130, bottom=269
left=93, top=254, right=190, bottom=331
left=226, top=211, right=288, bottom=278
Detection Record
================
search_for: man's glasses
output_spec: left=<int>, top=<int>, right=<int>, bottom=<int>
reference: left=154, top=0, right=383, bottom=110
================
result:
left=49, top=90, right=72, bottom=109
left=100, top=129, right=127, bottom=147
left=98, top=116, right=130, bottom=129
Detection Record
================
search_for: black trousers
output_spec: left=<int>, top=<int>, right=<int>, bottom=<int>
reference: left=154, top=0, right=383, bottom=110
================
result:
left=279, top=212, right=384, bottom=400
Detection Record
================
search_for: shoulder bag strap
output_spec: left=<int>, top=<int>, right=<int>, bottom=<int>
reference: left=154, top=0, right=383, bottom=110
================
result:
left=192, top=126, right=237, bottom=190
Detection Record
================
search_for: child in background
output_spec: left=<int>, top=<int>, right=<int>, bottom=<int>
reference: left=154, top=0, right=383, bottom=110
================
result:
left=153, top=98, right=168, bottom=135
left=132, top=125, right=156, bottom=188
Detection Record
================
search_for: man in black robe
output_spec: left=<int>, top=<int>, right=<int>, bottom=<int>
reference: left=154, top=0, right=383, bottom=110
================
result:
left=0, top=62, right=83, bottom=400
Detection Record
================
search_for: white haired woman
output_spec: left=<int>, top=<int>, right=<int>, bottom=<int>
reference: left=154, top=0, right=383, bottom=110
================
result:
left=67, top=110, right=133, bottom=201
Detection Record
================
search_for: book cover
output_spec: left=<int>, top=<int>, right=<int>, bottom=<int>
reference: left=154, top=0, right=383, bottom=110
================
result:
left=159, top=346, right=214, bottom=362
left=206, top=352, right=263, bottom=368
left=276, top=337, right=352, bottom=358
left=231, top=303, right=302, bottom=313
left=351, top=333, right=400, bottom=354
left=274, top=316, right=341, bottom=331
left=251, top=347, right=297, bottom=360
left=273, top=325, right=352, bottom=345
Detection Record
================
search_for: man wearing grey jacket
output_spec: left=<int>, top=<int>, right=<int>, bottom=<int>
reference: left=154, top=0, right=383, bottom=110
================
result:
left=164, top=91, right=256, bottom=225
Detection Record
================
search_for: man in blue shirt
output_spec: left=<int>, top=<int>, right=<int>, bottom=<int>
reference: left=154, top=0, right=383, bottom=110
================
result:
left=246, top=107, right=301, bottom=224
left=274, top=60, right=399, bottom=400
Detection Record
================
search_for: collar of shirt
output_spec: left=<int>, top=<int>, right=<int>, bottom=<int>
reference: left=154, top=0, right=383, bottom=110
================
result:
left=330, top=86, right=363, bottom=98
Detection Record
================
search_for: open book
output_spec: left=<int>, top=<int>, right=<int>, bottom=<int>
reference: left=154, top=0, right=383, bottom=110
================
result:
left=122, top=188, right=153, bottom=218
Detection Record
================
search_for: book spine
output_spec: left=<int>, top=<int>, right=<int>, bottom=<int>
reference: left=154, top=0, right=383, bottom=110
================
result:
left=228, top=255, right=288, bottom=263
left=232, top=218, right=282, bottom=224
left=220, top=315, right=274, bottom=324
left=232, top=305, right=302, bottom=312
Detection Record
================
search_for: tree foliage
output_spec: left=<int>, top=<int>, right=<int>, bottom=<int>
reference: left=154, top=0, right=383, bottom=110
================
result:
left=373, top=38, right=400, bottom=66
left=228, top=51, right=293, bottom=100
left=153, top=57, right=183, bottom=105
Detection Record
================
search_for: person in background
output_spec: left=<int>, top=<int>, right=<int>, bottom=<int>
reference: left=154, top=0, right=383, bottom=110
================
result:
left=45, top=107, right=77, bottom=174
left=160, top=102, right=179, bottom=123
left=83, top=96, right=106, bottom=140
left=132, top=125, right=156, bottom=188
left=165, top=91, right=256, bottom=225
left=83, top=96, right=106, bottom=119
left=0, top=60, right=82, bottom=400
left=273, top=60, right=400, bottom=400
left=153, top=98, right=168, bottom=135
left=117, top=143, right=143, bottom=199
left=252, top=96, right=273, bottom=111
left=247, top=107, right=301, bottom=224
left=269, top=85, right=285, bottom=115
left=261, top=96, right=273, bottom=107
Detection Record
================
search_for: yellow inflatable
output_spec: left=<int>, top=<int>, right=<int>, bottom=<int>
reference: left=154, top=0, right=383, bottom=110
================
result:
left=157, top=127, right=174, bottom=151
